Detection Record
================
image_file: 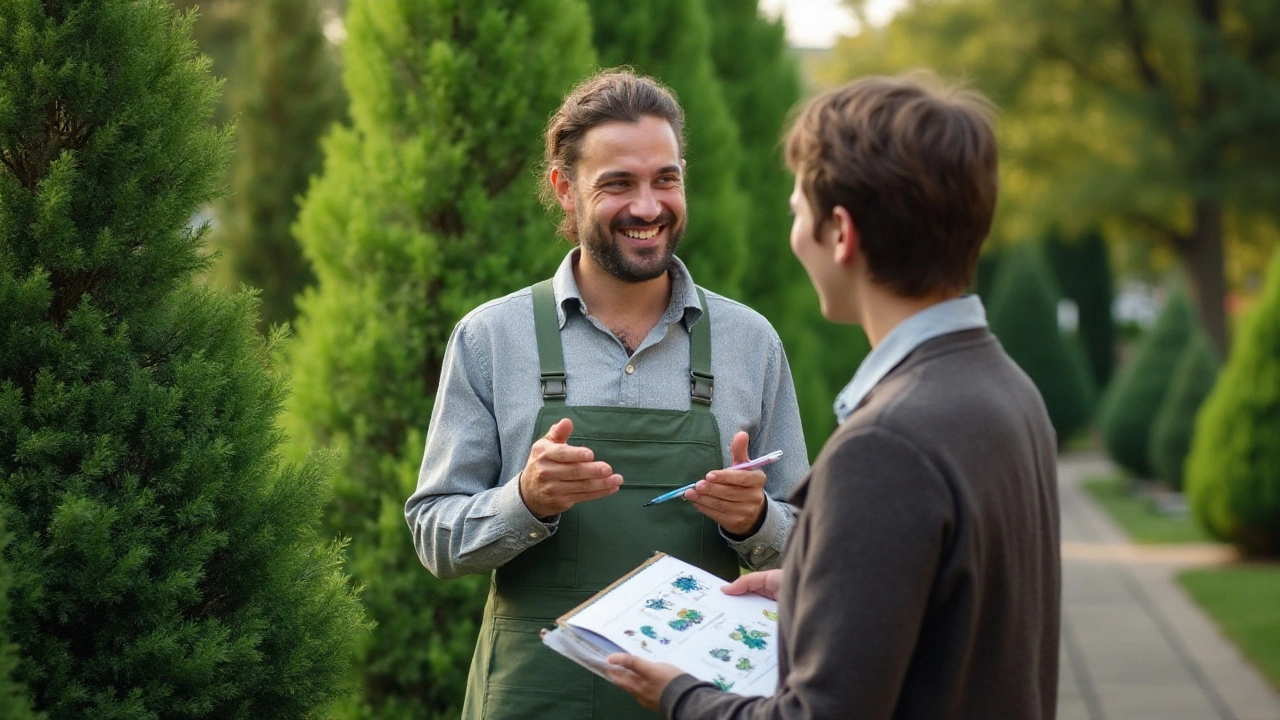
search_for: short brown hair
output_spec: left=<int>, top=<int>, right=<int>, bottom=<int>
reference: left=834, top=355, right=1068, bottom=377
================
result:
left=542, top=69, right=685, bottom=240
left=785, top=72, right=998, bottom=297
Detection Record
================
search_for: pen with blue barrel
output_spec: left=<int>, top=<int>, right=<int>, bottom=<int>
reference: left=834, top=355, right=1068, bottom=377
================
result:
left=642, top=450, right=784, bottom=507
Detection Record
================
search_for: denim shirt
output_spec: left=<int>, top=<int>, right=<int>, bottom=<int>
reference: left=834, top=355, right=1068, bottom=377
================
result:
left=406, top=250, right=809, bottom=579
left=834, top=295, right=989, bottom=423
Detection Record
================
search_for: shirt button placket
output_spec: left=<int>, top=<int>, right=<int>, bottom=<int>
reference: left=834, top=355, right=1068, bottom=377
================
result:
left=623, top=361, right=639, bottom=406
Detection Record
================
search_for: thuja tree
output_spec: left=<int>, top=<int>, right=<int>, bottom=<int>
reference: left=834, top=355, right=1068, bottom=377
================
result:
left=285, top=0, right=594, bottom=716
left=1044, top=228, right=1116, bottom=389
left=1149, top=330, right=1219, bottom=492
left=211, top=0, right=344, bottom=329
left=1186, top=252, right=1280, bottom=557
left=986, top=245, right=1096, bottom=445
left=585, top=0, right=750, bottom=297
left=1098, top=285, right=1195, bottom=478
left=0, top=1, right=365, bottom=717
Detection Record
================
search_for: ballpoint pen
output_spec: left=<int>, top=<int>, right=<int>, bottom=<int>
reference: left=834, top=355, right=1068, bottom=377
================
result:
left=642, top=450, right=784, bottom=507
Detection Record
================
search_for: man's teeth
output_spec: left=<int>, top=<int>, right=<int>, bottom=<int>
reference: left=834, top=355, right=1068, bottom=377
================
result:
left=621, top=227, right=660, bottom=240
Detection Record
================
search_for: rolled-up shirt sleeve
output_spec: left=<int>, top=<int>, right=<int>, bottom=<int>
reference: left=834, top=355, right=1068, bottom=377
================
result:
left=405, top=321, right=553, bottom=580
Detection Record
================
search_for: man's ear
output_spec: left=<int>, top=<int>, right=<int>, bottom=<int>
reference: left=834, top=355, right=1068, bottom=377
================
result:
left=830, top=205, right=859, bottom=265
left=550, top=166, right=575, bottom=213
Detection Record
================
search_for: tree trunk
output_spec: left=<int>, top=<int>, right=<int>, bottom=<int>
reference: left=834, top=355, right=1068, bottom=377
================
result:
left=1178, top=200, right=1228, bottom=356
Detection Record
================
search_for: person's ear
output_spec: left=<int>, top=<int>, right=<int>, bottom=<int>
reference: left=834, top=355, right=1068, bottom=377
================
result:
left=830, top=205, right=859, bottom=265
left=550, top=166, right=575, bottom=213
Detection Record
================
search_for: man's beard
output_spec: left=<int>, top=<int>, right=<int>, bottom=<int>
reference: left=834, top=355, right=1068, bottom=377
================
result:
left=577, top=209, right=685, bottom=283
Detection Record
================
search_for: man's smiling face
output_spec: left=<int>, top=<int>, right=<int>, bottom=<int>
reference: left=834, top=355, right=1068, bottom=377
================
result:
left=562, top=115, right=687, bottom=283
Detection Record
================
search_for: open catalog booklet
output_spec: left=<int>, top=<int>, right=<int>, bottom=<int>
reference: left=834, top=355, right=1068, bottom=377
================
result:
left=541, top=552, right=779, bottom=697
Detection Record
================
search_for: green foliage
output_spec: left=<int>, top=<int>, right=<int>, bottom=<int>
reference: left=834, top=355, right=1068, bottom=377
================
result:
left=825, top=0, right=1280, bottom=354
left=211, top=0, right=344, bottom=329
left=1043, top=228, right=1116, bottom=389
left=285, top=0, right=595, bottom=716
left=0, top=1, right=365, bottom=717
left=585, top=0, right=750, bottom=297
left=1186, top=252, right=1280, bottom=557
left=1099, top=286, right=1195, bottom=478
left=1149, top=331, right=1219, bottom=492
left=0, top=523, right=40, bottom=720
left=986, top=246, right=1097, bottom=445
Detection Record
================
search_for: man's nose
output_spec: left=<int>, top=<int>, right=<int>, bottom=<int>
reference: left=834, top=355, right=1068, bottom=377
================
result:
left=630, top=186, right=661, bottom=221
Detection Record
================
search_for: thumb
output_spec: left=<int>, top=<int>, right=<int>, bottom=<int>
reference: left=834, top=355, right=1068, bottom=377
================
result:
left=545, top=417, right=574, bottom=444
left=730, top=431, right=751, bottom=465
left=720, top=573, right=758, bottom=596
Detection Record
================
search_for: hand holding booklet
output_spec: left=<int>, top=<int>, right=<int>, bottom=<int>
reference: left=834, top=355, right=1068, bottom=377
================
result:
left=541, top=552, right=779, bottom=696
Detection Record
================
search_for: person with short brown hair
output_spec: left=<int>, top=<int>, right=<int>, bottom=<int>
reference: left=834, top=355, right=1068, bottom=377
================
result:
left=405, top=69, right=809, bottom=720
left=608, top=72, right=1061, bottom=720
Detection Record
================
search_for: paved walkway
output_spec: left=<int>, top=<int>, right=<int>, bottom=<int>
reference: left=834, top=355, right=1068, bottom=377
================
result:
left=1056, top=452, right=1280, bottom=720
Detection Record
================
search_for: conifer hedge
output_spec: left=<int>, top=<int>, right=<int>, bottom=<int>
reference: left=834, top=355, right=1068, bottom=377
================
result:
left=986, top=246, right=1096, bottom=445
left=1186, top=253, right=1280, bottom=557
left=1148, top=331, right=1219, bottom=492
left=286, top=0, right=595, bottom=716
left=1099, top=286, right=1195, bottom=478
left=0, top=1, right=365, bottom=716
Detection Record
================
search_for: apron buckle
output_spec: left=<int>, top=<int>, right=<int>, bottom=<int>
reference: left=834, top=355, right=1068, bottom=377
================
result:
left=541, top=371, right=567, bottom=399
left=690, top=370, right=714, bottom=405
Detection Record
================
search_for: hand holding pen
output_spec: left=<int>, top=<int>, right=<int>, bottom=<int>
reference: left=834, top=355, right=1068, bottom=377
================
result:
left=647, top=432, right=780, bottom=536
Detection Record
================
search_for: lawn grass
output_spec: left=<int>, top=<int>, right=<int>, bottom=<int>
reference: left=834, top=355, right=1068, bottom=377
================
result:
left=1082, top=474, right=1213, bottom=544
left=1178, top=565, right=1280, bottom=691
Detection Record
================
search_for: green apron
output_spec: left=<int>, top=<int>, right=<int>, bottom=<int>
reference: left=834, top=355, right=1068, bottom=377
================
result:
left=461, top=279, right=739, bottom=719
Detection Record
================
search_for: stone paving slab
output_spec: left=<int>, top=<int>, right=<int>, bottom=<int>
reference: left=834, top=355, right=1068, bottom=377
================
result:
left=1056, top=453, right=1280, bottom=720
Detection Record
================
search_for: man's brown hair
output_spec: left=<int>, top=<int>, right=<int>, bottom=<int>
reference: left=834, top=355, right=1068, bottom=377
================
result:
left=542, top=69, right=685, bottom=241
left=785, top=72, right=998, bottom=297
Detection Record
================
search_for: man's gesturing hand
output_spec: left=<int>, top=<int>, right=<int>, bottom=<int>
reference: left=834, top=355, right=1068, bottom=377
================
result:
left=519, top=418, right=623, bottom=520
left=685, top=431, right=767, bottom=537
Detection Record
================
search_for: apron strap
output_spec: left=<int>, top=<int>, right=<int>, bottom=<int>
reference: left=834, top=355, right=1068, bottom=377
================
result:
left=531, top=279, right=567, bottom=406
left=690, top=288, right=714, bottom=407
left=530, top=278, right=715, bottom=408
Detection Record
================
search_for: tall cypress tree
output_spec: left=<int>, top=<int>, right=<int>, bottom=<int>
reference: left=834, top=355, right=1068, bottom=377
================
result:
left=211, top=0, right=344, bottom=329
left=1043, top=228, right=1116, bottom=389
left=285, top=1, right=595, bottom=716
left=584, top=0, right=750, bottom=296
left=1099, top=285, right=1195, bottom=478
left=0, top=2, right=364, bottom=717
left=987, top=246, right=1097, bottom=445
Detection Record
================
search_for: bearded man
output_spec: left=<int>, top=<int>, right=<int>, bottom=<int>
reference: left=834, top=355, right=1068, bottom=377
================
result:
left=405, top=69, right=809, bottom=720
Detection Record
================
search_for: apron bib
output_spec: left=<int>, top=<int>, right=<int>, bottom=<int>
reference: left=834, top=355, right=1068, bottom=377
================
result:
left=462, top=280, right=738, bottom=719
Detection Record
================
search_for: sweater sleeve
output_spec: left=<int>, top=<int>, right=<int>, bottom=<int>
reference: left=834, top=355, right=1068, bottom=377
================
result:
left=662, top=426, right=955, bottom=720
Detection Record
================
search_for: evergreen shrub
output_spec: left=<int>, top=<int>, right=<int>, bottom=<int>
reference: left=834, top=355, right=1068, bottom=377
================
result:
left=1099, top=285, right=1195, bottom=477
left=1186, top=253, right=1280, bottom=557
left=987, top=245, right=1097, bottom=445
left=0, top=1, right=365, bottom=716
left=1148, top=331, right=1219, bottom=492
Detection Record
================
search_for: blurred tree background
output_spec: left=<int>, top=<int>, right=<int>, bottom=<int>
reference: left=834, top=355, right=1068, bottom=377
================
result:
left=3, top=0, right=1279, bottom=716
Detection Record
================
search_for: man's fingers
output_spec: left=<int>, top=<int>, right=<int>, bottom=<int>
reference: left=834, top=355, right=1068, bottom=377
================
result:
left=544, top=417, right=574, bottom=444
left=730, top=430, right=751, bottom=465
left=538, top=460, right=613, bottom=482
left=542, top=443, right=595, bottom=464
left=721, top=573, right=758, bottom=596
left=700, top=469, right=765, bottom=489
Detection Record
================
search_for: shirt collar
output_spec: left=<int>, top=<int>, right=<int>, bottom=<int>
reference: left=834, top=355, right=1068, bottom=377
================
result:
left=549, top=248, right=704, bottom=330
left=833, top=295, right=988, bottom=423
